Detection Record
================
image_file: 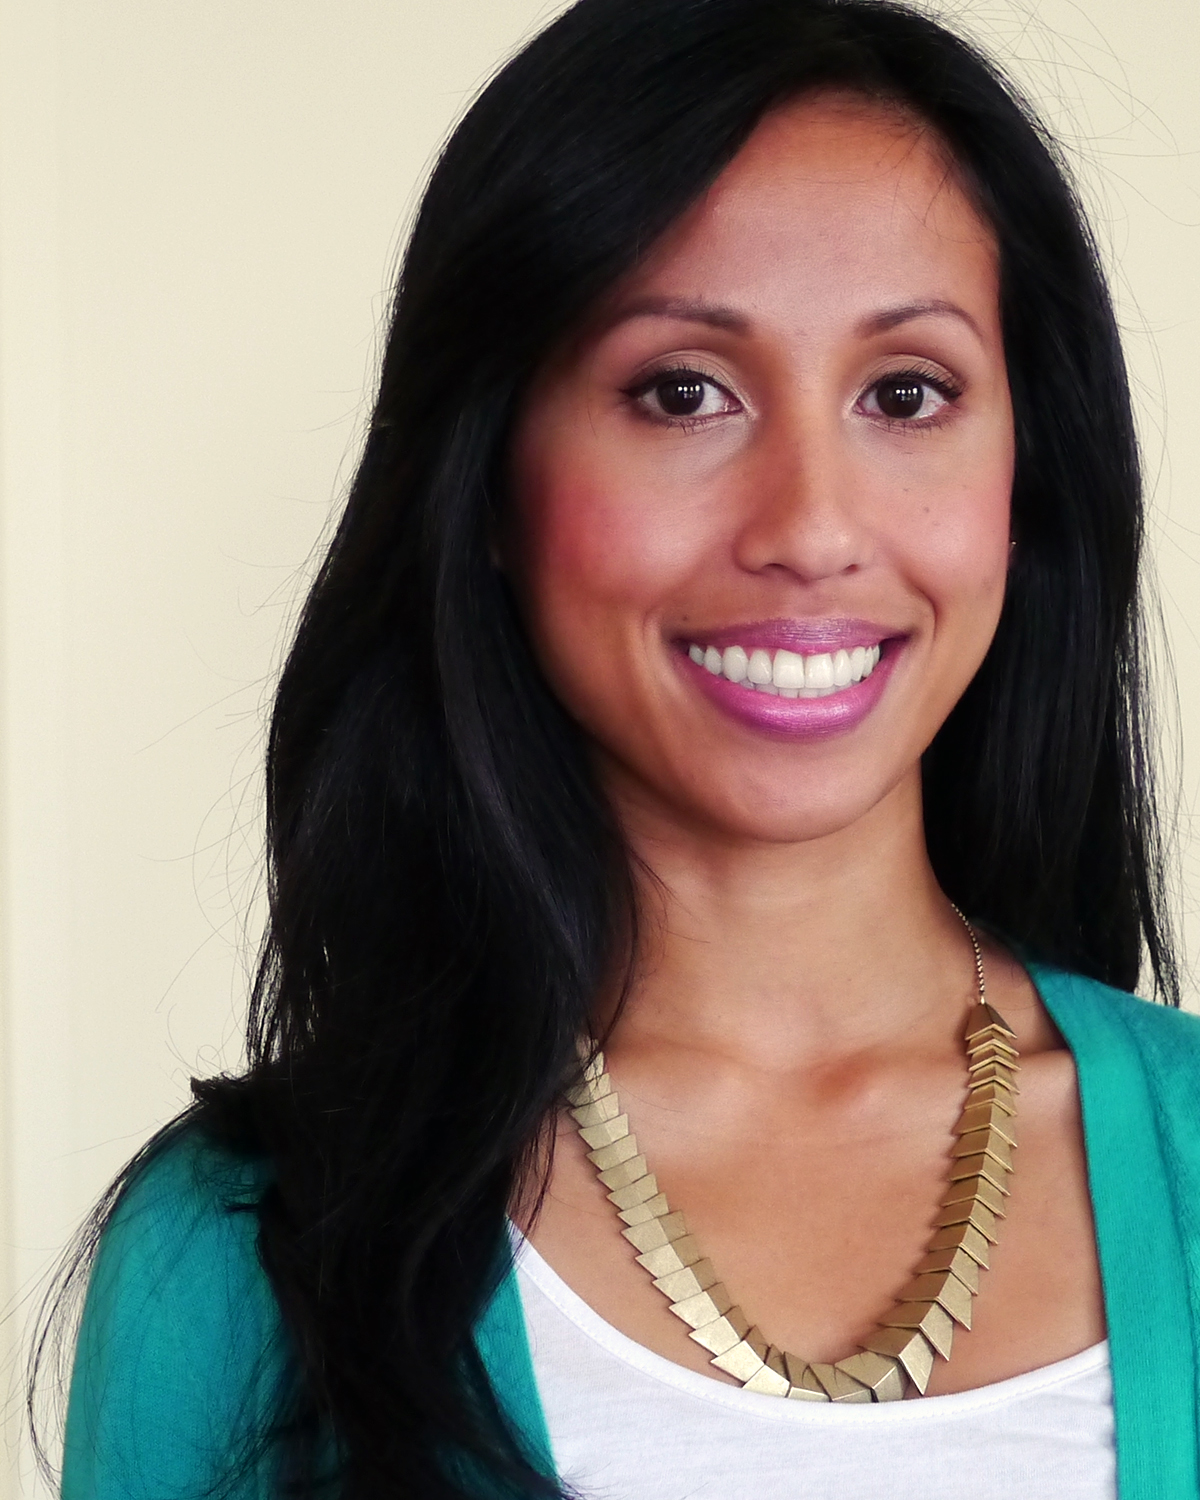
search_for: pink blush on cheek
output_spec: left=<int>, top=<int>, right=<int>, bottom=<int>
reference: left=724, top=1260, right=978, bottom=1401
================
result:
left=523, top=473, right=712, bottom=609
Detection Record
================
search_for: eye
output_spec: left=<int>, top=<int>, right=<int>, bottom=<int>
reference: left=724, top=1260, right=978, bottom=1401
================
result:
left=861, top=370, right=959, bottom=424
left=628, top=367, right=741, bottom=423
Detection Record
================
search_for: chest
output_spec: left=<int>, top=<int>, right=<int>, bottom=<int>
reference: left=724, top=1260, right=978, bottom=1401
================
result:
left=529, top=1045, right=1103, bottom=1394
left=515, top=1243, right=1116, bottom=1500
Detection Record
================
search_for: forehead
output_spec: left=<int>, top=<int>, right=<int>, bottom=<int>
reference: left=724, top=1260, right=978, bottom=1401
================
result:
left=617, top=91, right=999, bottom=329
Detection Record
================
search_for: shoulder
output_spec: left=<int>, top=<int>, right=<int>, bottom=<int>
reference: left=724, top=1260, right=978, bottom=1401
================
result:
left=1030, top=963, right=1200, bottom=1138
left=101, top=1117, right=268, bottom=1235
left=79, top=1122, right=277, bottom=1348
left=64, top=1124, right=288, bottom=1500
left=1030, top=962, right=1200, bottom=1058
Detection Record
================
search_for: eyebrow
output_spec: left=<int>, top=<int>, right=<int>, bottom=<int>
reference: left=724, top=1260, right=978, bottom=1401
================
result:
left=599, top=295, right=751, bottom=336
left=858, top=298, right=983, bottom=339
left=599, top=293, right=983, bottom=343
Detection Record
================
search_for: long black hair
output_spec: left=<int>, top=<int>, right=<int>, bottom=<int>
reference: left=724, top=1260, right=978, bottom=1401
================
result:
left=47, top=0, right=1178, bottom=1496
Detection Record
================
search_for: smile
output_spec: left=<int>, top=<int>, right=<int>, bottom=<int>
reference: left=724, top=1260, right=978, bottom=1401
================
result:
left=686, top=641, right=882, bottom=697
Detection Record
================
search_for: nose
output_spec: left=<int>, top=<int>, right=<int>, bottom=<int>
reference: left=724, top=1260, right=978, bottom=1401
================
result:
left=731, top=408, right=872, bottom=584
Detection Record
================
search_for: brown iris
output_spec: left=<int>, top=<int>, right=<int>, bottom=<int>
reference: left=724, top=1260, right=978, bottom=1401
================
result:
left=655, top=376, right=708, bottom=416
left=875, top=376, right=926, bottom=419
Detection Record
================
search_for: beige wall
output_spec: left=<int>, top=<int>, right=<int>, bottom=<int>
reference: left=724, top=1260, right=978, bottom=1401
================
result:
left=0, top=1, right=1196, bottom=1490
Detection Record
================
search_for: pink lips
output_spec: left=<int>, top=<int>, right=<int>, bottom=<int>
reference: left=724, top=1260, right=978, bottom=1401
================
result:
left=678, top=618, right=902, bottom=741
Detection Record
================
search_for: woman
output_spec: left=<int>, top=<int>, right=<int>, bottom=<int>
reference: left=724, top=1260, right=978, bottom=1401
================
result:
left=56, top=0, right=1200, bottom=1496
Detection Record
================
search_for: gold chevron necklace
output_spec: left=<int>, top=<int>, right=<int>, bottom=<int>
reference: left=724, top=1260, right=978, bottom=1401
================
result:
left=568, top=908, right=1018, bottom=1402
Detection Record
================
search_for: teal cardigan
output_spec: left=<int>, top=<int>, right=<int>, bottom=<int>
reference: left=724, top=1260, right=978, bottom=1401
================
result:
left=62, top=967, right=1200, bottom=1497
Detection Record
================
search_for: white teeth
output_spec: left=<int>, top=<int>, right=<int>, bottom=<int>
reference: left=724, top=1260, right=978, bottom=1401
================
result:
left=805, top=653, right=833, bottom=691
left=723, top=644, right=749, bottom=683
left=689, top=638, right=884, bottom=696
left=746, top=648, right=773, bottom=685
left=772, top=649, right=806, bottom=690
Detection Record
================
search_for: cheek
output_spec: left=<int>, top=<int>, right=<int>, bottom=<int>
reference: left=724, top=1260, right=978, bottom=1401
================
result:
left=512, top=436, right=717, bottom=641
left=900, top=467, right=1013, bottom=644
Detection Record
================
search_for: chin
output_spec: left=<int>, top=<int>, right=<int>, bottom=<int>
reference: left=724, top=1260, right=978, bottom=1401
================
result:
left=687, top=781, right=897, bottom=847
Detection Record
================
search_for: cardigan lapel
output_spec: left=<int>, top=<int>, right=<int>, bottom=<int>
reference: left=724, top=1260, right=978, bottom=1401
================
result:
left=1032, top=965, right=1199, bottom=1499
left=475, top=1241, right=557, bottom=1484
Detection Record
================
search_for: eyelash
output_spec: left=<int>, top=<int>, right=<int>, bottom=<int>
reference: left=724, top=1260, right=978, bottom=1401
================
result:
left=861, top=363, right=965, bottom=432
left=623, top=363, right=737, bottom=429
left=623, top=361, right=966, bottom=430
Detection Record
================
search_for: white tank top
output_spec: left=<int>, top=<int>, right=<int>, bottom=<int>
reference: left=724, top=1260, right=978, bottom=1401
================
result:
left=512, top=1232, right=1116, bottom=1499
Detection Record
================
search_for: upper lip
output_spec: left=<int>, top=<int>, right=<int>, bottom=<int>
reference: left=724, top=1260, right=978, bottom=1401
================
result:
left=678, top=617, right=902, bottom=655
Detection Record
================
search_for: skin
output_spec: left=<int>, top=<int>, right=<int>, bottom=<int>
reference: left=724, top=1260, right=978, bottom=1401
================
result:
left=508, top=92, right=1104, bottom=1397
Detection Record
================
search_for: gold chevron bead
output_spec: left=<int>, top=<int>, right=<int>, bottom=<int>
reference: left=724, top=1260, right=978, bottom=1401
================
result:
left=861, top=1326, right=936, bottom=1394
left=897, top=1270, right=973, bottom=1329
left=948, top=1153, right=1010, bottom=1192
left=953, top=1129, right=1014, bottom=1171
left=968, top=1045, right=1019, bottom=1072
left=884, top=1299, right=955, bottom=1359
left=618, top=1193, right=671, bottom=1225
left=784, top=1355, right=832, bottom=1401
left=690, top=1307, right=751, bottom=1356
left=931, top=1198, right=999, bottom=1241
left=712, top=1328, right=771, bottom=1382
left=956, top=1103, right=1018, bottom=1145
left=670, top=1284, right=733, bottom=1329
left=810, top=1362, right=872, bottom=1402
left=927, top=1220, right=991, bottom=1266
left=744, top=1345, right=791, bottom=1397
left=622, top=1212, right=689, bottom=1252
left=835, top=1350, right=905, bottom=1401
left=967, top=1060, right=1020, bottom=1089
left=587, top=1134, right=639, bottom=1171
left=636, top=1235, right=703, bottom=1277
left=599, top=1155, right=652, bottom=1192
left=913, top=1245, right=980, bottom=1291
left=964, top=1001, right=1016, bottom=1037
left=607, top=1174, right=661, bottom=1211
left=652, top=1259, right=719, bottom=1303
left=565, top=1068, right=612, bottom=1108
left=578, top=1114, right=631, bottom=1149
left=965, top=1081, right=1017, bottom=1113
left=571, top=1093, right=622, bottom=1127
left=943, top=1175, right=1007, bottom=1216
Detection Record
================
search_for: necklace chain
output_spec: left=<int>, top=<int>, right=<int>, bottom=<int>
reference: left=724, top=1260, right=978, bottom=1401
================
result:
left=568, top=906, right=1018, bottom=1402
left=955, top=901, right=986, bottom=1007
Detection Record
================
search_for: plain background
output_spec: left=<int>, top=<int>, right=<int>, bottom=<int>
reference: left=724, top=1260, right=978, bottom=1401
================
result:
left=0, top=0, right=1197, bottom=1491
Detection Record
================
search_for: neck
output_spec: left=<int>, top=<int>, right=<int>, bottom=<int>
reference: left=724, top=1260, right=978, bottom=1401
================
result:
left=608, top=771, right=976, bottom=1071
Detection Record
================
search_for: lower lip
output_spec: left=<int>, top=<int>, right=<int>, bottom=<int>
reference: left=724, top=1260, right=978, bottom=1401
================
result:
left=679, top=644, right=899, bottom=740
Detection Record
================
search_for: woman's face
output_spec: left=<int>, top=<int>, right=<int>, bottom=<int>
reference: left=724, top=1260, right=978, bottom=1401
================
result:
left=509, top=93, right=1014, bottom=846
